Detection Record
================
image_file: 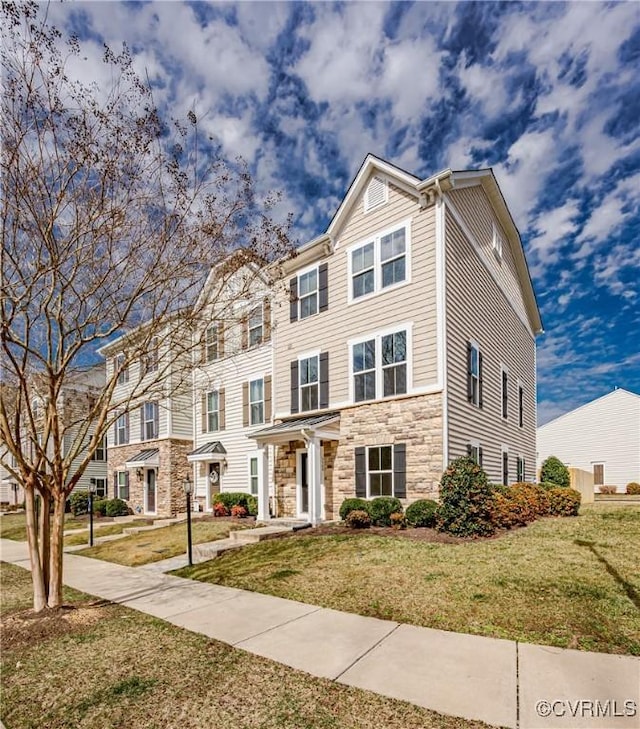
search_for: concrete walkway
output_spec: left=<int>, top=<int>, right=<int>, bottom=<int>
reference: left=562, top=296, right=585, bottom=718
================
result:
left=1, top=539, right=638, bottom=729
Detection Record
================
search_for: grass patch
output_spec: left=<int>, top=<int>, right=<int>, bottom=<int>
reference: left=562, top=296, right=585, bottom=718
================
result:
left=1, top=562, right=493, bottom=729
left=63, top=520, right=152, bottom=547
left=0, top=513, right=113, bottom=542
left=177, top=505, right=640, bottom=655
left=76, top=519, right=249, bottom=566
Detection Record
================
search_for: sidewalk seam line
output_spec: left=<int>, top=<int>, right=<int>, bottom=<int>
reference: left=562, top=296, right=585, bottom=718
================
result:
left=516, top=640, right=520, bottom=729
left=232, top=606, right=323, bottom=647
left=333, top=622, right=400, bottom=681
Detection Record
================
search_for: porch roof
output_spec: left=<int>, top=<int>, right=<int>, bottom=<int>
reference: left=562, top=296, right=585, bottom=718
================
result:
left=125, top=448, right=159, bottom=469
left=187, top=441, right=227, bottom=462
left=251, top=412, right=340, bottom=445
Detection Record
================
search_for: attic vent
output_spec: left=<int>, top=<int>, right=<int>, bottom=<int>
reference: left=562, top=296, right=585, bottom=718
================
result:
left=364, top=176, right=387, bottom=212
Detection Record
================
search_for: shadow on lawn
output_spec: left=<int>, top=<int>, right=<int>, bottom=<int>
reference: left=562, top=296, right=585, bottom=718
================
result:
left=575, top=539, right=640, bottom=612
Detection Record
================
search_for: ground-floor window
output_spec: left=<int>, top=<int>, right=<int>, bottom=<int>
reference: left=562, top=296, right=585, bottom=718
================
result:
left=467, top=441, right=483, bottom=467
left=249, top=456, right=259, bottom=496
left=94, top=477, right=107, bottom=498
left=368, top=445, right=393, bottom=497
left=115, top=471, right=129, bottom=500
left=516, top=456, right=525, bottom=482
left=593, top=463, right=604, bottom=486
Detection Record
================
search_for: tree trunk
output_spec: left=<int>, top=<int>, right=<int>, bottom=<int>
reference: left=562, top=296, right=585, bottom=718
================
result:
left=47, top=491, right=66, bottom=608
left=38, top=489, right=51, bottom=602
left=24, top=484, right=47, bottom=612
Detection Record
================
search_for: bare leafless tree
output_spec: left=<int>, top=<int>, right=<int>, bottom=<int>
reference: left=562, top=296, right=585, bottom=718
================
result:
left=0, top=2, right=292, bottom=611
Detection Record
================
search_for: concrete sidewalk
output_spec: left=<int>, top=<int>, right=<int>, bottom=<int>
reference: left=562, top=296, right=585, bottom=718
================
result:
left=1, top=538, right=638, bottom=729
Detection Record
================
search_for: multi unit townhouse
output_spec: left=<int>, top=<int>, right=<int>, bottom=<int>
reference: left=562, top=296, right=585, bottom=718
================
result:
left=99, top=154, right=541, bottom=525
left=0, top=366, right=108, bottom=502
left=188, top=259, right=276, bottom=512
left=101, top=325, right=193, bottom=517
left=250, top=155, right=542, bottom=524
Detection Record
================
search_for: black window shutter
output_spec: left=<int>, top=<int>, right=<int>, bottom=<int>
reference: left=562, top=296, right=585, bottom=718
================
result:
left=319, top=351, right=329, bottom=409
left=393, top=443, right=407, bottom=498
left=113, top=471, right=118, bottom=497
left=479, top=352, right=484, bottom=409
left=355, top=447, right=366, bottom=498
left=466, top=443, right=472, bottom=457
left=289, top=277, right=298, bottom=322
left=479, top=447, right=484, bottom=467
left=318, top=263, right=329, bottom=312
left=290, top=360, right=299, bottom=414
left=467, top=342, right=473, bottom=402
left=153, top=403, right=159, bottom=439
left=124, top=472, right=130, bottom=500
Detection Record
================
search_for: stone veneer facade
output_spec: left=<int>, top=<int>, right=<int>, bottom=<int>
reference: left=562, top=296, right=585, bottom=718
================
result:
left=273, top=393, right=443, bottom=520
left=107, top=439, right=193, bottom=517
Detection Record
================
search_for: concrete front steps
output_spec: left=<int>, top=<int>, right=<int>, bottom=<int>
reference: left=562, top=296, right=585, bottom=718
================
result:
left=191, top=522, right=308, bottom=563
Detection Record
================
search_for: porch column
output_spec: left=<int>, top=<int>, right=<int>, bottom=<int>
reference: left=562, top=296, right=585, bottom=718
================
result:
left=257, top=444, right=270, bottom=522
left=308, top=435, right=322, bottom=526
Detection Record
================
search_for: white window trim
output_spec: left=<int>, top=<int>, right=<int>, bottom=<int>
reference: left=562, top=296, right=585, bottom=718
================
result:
left=206, top=390, right=220, bottom=433
left=347, top=218, right=412, bottom=305
left=142, top=401, right=158, bottom=441
left=117, top=471, right=129, bottom=500
left=500, top=364, right=509, bottom=420
left=249, top=377, right=265, bottom=426
left=205, top=324, right=220, bottom=363
left=247, top=452, right=260, bottom=496
left=517, top=379, right=524, bottom=428
left=115, top=412, right=128, bottom=446
left=492, top=222, right=504, bottom=261
left=115, top=353, right=129, bottom=385
left=363, top=175, right=388, bottom=213
left=366, top=444, right=395, bottom=498
left=468, top=439, right=481, bottom=465
left=298, top=350, right=321, bottom=413
left=297, top=264, right=320, bottom=321
left=348, top=323, right=413, bottom=405
left=247, top=303, right=264, bottom=348
left=469, top=339, right=481, bottom=408
left=501, top=445, right=510, bottom=486
left=516, top=454, right=525, bottom=482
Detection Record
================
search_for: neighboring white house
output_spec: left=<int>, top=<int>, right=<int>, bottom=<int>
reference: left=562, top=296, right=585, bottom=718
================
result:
left=537, top=388, right=640, bottom=492
left=0, top=446, right=23, bottom=506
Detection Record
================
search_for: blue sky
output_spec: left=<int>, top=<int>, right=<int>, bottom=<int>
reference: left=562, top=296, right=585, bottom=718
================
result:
left=48, top=1, right=640, bottom=425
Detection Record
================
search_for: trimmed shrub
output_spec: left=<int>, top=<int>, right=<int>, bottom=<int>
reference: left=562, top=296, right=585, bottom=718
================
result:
left=539, top=455, right=570, bottom=488
left=339, top=498, right=371, bottom=521
left=490, top=491, right=520, bottom=530
left=405, top=499, right=438, bottom=528
left=69, top=492, right=89, bottom=516
left=345, top=509, right=371, bottom=529
left=369, top=497, right=403, bottom=527
left=231, top=504, right=248, bottom=518
left=512, top=482, right=550, bottom=517
left=92, top=499, right=108, bottom=517
left=213, top=502, right=228, bottom=517
left=246, top=494, right=258, bottom=516
left=548, top=487, right=581, bottom=516
left=213, top=492, right=253, bottom=511
left=626, top=482, right=640, bottom=495
left=538, top=481, right=559, bottom=491
left=436, top=456, right=495, bottom=537
left=390, top=512, right=406, bottom=529
left=599, top=485, right=617, bottom=495
left=105, top=498, right=130, bottom=517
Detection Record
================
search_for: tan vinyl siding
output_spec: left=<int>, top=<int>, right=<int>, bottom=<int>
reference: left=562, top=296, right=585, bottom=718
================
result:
left=274, top=177, right=438, bottom=415
left=169, top=389, right=193, bottom=440
left=448, top=186, right=531, bottom=333
left=445, top=208, right=536, bottom=484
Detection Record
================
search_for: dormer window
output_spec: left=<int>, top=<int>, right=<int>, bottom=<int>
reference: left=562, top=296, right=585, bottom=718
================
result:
left=364, top=176, right=388, bottom=212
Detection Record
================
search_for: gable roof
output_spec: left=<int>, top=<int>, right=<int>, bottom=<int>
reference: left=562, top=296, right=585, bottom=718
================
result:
left=290, top=153, right=543, bottom=335
left=538, top=388, right=640, bottom=431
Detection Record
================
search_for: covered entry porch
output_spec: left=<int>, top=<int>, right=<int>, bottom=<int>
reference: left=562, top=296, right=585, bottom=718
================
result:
left=251, top=413, right=340, bottom=525
left=186, top=441, right=227, bottom=511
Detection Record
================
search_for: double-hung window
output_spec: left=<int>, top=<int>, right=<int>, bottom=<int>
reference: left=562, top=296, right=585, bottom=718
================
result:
left=249, top=379, right=264, bottom=425
left=368, top=446, right=393, bottom=497
left=353, top=329, right=408, bottom=403
left=501, top=366, right=508, bottom=419
left=468, top=342, right=482, bottom=407
left=91, top=435, right=106, bottom=461
left=115, top=412, right=129, bottom=445
left=206, top=325, right=219, bottom=362
left=248, top=306, right=263, bottom=348
left=299, top=356, right=319, bottom=412
left=94, top=478, right=107, bottom=498
left=143, top=338, right=159, bottom=375
left=467, top=442, right=483, bottom=466
left=298, top=269, right=318, bottom=319
left=350, top=222, right=408, bottom=301
left=116, top=471, right=130, bottom=500
left=142, top=401, right=158, bottom=440
left=115, top=354, right=128, bottom=385
left=206, top=391, right=220, bottom=432
left=353, top=339, right=376, bottom=402
left=517, top=456, right=525, bottom=482
left=249, top=457, right=259, bottom=496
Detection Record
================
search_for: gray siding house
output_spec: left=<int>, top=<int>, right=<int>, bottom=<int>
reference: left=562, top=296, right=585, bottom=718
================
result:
left=251, top=155, right=542, bottom=524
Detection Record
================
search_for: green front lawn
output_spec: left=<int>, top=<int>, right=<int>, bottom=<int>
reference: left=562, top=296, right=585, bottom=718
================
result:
left=177, top=504, right=640, bottom=655
left=0, top=513, right=98, bottom=542
left=63, top=520, right=153, bottom=546
left=1, top=562, right=493, bottom=729
left=76, top=519, right=249, bottom=566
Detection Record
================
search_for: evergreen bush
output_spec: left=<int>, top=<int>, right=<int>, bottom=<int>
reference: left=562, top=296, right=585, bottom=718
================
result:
left=405, top=499, right=438, bottom=528
left=539, top=456, right=570, bottom=488
left=339, top=497, right=371, bottom=521
left=436, top=456, right=495, bottom=537
left=369, top=496, right=403, bottom=526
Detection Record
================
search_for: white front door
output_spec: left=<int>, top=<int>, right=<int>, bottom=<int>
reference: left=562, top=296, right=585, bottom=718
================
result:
left=296, top=447, right=324, bottom=521
left=207, top=461, right=221, bottom=509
